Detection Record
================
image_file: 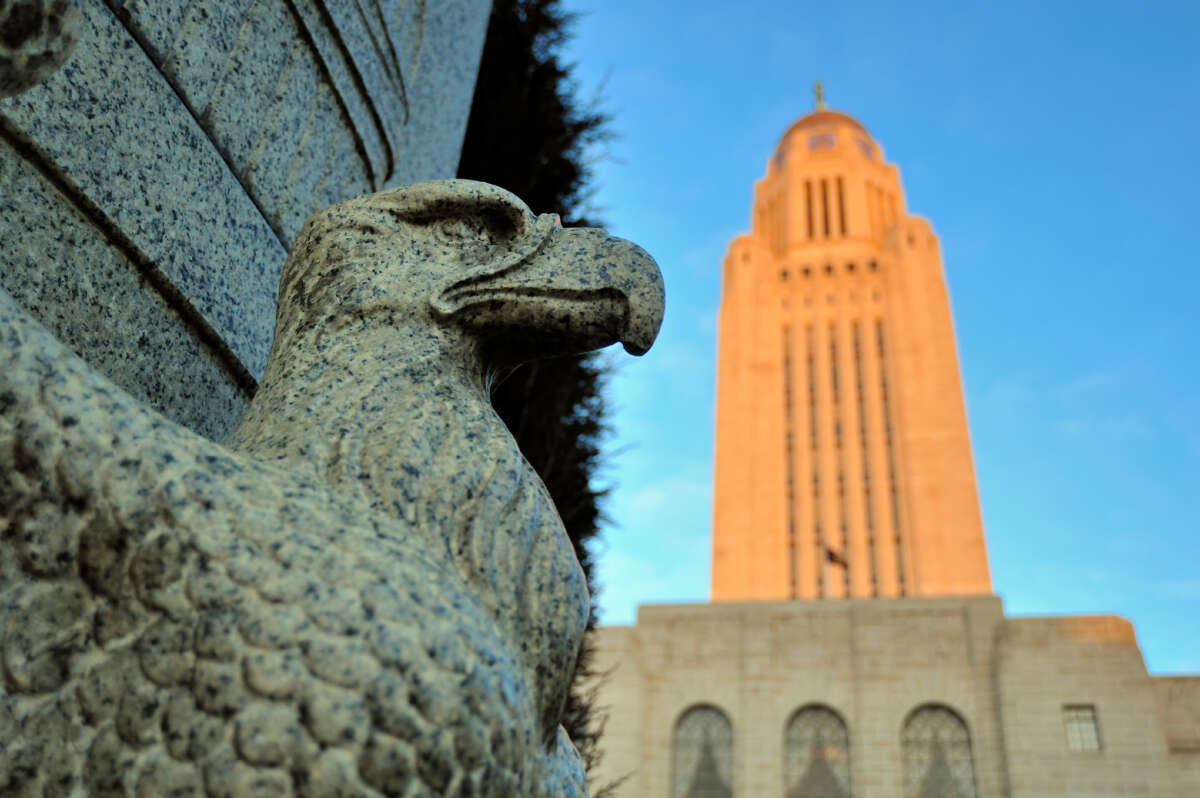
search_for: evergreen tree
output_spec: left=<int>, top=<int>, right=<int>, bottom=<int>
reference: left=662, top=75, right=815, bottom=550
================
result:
left=456, top=0, right=616, bottom=785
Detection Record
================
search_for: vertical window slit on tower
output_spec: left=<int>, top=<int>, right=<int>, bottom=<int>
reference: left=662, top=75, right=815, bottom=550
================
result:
left=805, top=180, right=814, bottom=241
left=779, top=191, right=789, bottom=253
left=783, top=325, right=799, bottom=599
left=779, top=196, right=786, bottom=253
left=820, top=178, right=831, bottom=238
left=830, top=325, right=850, bottom=597
left=853, top=323, right=879, bottom=596
left=807, top=326, right=823, bottom=598
left=876, top=320, right=906, bottom=595
left=836, top=176, right=847, bottom=237
left=865, top=180, right=876, bottom=239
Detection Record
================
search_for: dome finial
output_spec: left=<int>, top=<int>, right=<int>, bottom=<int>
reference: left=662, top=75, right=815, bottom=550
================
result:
left=813, top=80, right=826, bottom=111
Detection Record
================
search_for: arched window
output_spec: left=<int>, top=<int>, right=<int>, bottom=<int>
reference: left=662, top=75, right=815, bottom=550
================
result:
left=783, top=704, right=851, bottom=798
left=901, top=705, right=978, bottom=798
left=672, top=705, right=734, bottom=798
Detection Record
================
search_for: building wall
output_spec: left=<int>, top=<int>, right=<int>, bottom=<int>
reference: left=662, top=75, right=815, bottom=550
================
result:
left=711, top=110, right=989, bottom=602
left=0, top=0, right=489, bottom=440
left=994, top=616, right=1176, bottom=796
left=589, top=598, right=1192, bottom=798
left=1153, top=676, right=1200, bottom=796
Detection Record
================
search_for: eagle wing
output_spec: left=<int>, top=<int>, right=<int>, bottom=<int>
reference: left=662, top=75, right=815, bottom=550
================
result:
left=0, top=287, right=585, bottom=797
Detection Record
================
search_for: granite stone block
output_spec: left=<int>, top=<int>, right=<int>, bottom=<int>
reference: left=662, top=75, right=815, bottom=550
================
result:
left=0, top=126, right=248, bottom=441
left=392, top=0, right=491, bottom=186
left=160, top=0, right=258, bottom=117
left=273, top=80, right=343, bottom=244
left=0, top=0, right=284, bottom=380
left=240, top=37, right=319, bottom=238
left=201, top=0, right=296, bottom=179
left=286, top=0, right=390, bottom=186
left=104, top=0, right=190, bottom=67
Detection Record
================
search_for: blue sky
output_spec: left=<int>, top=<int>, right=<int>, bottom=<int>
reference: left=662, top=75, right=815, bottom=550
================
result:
left=559, top=1, right=1200, bottom=674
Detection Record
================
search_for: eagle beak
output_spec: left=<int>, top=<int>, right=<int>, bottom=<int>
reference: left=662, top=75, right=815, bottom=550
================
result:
left=436, top=224, right=665, bottom=359
left=542, top=227, right=665, bottom=356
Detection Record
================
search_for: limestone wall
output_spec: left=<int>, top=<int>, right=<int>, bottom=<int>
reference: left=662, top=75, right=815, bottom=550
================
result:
left=0, top=0, right=488, bottom=439
left=1153, top=675, right=1200, bottom=796
left=989, top=614, right=1174, bottom=796
left=588, top=596, right=1011, bottom=798
left=589, top=599, right=1196, bottom=797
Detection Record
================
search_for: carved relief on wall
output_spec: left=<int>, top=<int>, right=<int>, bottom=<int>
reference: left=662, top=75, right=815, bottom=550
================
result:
left=107, top=0, right=430, bottom=242
left=288, top=0, right=429, bottom=186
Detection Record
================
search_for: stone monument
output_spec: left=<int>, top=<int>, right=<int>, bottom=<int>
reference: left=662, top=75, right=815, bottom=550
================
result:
left=2, top=4, right=669, bottom=796
left=0, top=179, right=665, bottom=795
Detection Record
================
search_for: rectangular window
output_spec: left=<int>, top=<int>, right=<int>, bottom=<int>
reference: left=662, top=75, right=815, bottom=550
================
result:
left=807, top=326, right=823, bottom=598
left=808, top=133, right=835, bottom=150
left=830, top=325, right=850, bottom=595
left=820, top=179, right=830, bottom=238
left=866, top=181, right=878, bottom=239
left=853, top=323, right=879, bottom=596
left=876, top=320, right=906, bottom=595
left=776, top=194, right=785, bottom=253
left=781, top=201, right=787, bottom=253
left=836, top=176, right=846, bottom=237
left=805, top=181, right=814, bottom=241
left=783, top=326, right=798, bottom=599
left=1063, top=705, right=1102, bottom=752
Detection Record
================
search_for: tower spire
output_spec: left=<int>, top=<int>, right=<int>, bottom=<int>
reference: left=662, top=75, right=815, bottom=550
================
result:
left=813, top=80, right=826, bottom=110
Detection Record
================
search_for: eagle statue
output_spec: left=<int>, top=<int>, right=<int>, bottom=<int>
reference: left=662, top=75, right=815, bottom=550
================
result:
left=0, top=179, right=665, bottom=797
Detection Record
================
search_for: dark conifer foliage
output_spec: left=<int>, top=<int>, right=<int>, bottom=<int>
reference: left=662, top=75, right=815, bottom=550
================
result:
left=456, top=0, right=615, bottom=783
left=458, top=0, right=608, bottom=228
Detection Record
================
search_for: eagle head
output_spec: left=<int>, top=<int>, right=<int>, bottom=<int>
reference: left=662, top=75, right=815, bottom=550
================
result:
left=273, top=179, right=665, bottom=368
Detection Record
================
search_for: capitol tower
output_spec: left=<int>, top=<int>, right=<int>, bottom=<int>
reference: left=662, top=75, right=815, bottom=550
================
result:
left=587, top=88, right=1196, bottom=798
left=712, top=84, right=990, bottom=601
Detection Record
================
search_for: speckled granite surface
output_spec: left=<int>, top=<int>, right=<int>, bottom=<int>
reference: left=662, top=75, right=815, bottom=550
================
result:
left=0, top=132, right=248, bottom=442
left=104, top=0, right=189, bottom=66
left=0, top=0, right=490, bottom=438
left=110, top=0, right=491, bottom=207
left=395, top=0, right=491, bottom=186
left=0, top=179, right=665, bottom=796
left=0, top=0, right=284, bottom=381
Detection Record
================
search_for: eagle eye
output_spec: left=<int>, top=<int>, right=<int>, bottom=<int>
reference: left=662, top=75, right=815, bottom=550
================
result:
left=433, top=218, right=482, bottom=244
